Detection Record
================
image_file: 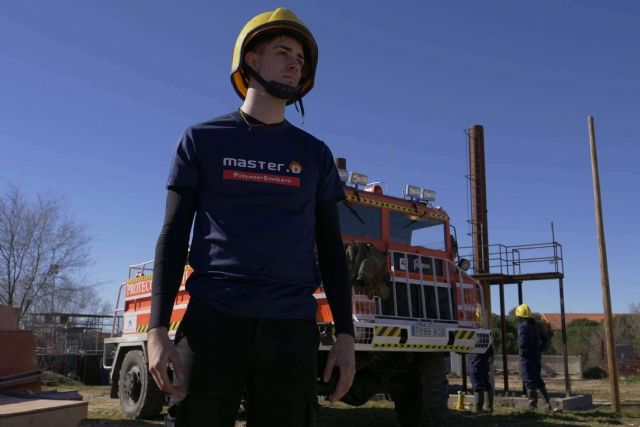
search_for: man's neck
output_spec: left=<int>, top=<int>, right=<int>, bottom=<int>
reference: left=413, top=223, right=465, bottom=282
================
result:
left=240, top=87, right=287, bottom=124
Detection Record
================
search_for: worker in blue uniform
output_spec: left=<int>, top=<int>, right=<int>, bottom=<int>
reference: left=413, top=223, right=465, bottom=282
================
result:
left=516, top=303, right=552, bottom=410
left=469, top=344, right=494, bottom=412
left=469, top=304, right=494, bottom=413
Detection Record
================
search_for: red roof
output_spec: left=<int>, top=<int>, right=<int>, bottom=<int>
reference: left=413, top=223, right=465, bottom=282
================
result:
left=540, top=313, right=607, bottom=330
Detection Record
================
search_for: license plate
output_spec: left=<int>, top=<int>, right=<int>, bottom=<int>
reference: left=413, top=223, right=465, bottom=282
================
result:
left=412, top=325, right=445, bottom=337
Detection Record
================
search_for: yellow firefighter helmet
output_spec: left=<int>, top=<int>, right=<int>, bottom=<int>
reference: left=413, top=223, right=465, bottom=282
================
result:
left=515, top=303, right=533, bottom=318
left=230, top=8, right=318, bottom=103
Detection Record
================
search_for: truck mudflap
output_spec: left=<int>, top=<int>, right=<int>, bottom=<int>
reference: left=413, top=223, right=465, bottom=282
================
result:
left=318, top=321, right=491, bottom=353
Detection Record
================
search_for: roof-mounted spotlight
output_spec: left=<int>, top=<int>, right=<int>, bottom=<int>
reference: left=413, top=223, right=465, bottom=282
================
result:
left=404, top=185, right=423, bottom=199
left=349, top=172, right=369, bottom=188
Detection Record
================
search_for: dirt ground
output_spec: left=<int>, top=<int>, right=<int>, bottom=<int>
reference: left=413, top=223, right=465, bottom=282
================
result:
left=51, top=376, right=640, bottom=427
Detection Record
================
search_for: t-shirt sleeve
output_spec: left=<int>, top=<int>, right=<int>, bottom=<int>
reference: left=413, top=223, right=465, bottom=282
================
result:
left=316, top=143, right=345, bottom=202
left=167, top=128, right=200, bottom=189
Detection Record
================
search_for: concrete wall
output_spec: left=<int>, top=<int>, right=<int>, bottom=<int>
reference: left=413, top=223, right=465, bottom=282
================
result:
left=450, top=353, right=583, bottom=380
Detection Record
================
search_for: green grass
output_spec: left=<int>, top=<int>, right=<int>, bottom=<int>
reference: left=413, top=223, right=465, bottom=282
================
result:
left=622, top=375, right=640, bottom=384
left=71, top=383, right=640, bottom=426
left=313, top=400, right=640, bottom=427
left=41, top=370, right=84, bottom=386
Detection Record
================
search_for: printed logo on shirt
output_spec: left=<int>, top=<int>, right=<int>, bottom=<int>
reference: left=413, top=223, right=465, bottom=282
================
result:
left=223, top=157, right=286, bottom=172
left=222, top=157, right=302, bottom=187
left=223, top=170, right=300, bottom=187
left=289, top=161, right=303, bottom=174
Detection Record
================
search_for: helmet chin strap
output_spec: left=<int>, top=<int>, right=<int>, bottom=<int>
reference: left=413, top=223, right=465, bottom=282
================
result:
left=245, top=66, right=300, bottom=101
left=244, top=67, right=306, bottom=124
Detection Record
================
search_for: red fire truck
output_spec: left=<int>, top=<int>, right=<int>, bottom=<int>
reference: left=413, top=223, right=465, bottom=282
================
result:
left=103, top=166, right=491, bottom=426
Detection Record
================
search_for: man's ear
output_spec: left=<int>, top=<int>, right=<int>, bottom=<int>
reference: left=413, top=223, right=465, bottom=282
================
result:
left=244, top=51, right=258, bottom=72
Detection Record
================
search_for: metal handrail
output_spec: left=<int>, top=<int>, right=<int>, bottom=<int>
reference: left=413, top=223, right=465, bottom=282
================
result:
left=110, top=282, right=126, bottom=337
left=459, top=241, right=564, bottom=276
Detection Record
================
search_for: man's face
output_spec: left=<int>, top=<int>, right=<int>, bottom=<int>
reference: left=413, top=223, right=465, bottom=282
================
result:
left=247, top=36, right=305, bottom=88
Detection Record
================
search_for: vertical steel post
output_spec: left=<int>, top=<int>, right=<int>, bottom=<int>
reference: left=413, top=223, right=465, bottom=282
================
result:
left=552, top=222, right=559, bottom=272
left=588, top=116, right=620, bottom=413
left=468, top=125, right=490, bottom=276
left=468, top=125, right=494, bottom=393
left=558, top=277, right=571, bottom=396
left=517, top=282, right=523, bottom=305
left=499, top=280, right=509, bottom=393
left=461, top=354, right=468, bottom=393
left=517, top=280, right=525, bottom=395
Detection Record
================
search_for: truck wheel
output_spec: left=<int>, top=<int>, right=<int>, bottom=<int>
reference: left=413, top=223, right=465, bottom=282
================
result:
left=390, top=353, right=448, bottom=427
left=118, top=350, right=165, bottom=419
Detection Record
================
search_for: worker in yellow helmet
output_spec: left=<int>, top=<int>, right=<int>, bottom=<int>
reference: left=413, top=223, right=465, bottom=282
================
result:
left=469, top=303, right=494, bottom=412
left=147, top=7, right=355, bottom=427
left=516, top=304, right=552, bottom=411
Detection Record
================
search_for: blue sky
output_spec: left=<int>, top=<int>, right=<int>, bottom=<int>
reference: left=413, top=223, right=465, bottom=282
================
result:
left=1, top=1, right=638, bottom=315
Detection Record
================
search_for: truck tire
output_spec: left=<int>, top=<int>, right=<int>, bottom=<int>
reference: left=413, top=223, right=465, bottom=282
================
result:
left=118, top=350, right=165, bottom=419
left=389, top=353, right=448, bottom=427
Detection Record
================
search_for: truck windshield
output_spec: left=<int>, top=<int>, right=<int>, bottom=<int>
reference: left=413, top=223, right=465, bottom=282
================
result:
left=338, top=202, right=381, bottom=240
left=389, top=211, right=446, bottom=250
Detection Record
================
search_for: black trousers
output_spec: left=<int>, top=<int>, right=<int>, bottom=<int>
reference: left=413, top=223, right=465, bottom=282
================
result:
left=520, top=358, right=545, bottom=391
left=470, top=364, right=492, bottom=392
left=169, top=298, right=319, bottom=427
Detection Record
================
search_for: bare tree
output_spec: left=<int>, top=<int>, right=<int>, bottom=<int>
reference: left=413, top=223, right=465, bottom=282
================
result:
left=0, top=185, right=92, bottom=321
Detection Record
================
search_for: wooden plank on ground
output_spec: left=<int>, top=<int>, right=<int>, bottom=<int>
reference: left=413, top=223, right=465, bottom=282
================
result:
left=0, top=396, right=88, bottom=427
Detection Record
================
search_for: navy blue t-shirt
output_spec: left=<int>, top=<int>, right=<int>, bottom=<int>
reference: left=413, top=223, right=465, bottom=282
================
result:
left=167, top=111, right=344, bottom=320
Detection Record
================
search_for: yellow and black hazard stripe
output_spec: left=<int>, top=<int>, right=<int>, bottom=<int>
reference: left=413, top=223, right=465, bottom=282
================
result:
left=127, top=274, right=152, bottom=284
left=169, top=321, right=181, bottom=331
left=448, top=329, right=477, bottom=345
left=454, top=330, right=476, bottom=340
left=345, top=195, right=449, bottom=222
left=136, top=322, right=180, bottom=333
left=375, top=326, right=408, bottom=344
left=375, top=326, right=402, bottom=337
left=372, top=343, right=473, bottom=351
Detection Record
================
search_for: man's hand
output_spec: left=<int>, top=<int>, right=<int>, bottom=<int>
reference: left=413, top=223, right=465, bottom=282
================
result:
left=322, top=333, right=356, bottom=403
left=147, top=327, right=185, bottom=398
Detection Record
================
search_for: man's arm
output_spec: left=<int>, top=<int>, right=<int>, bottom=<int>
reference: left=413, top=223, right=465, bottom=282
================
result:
left=315, top=199, right=355, bottom=403
left=148, top=187, right=197, bottom=397
left=538, top=323, right=549, bottom=352
left=517, top=322, right=527, bottom=356
left=486, top=344, right=495, bottom=364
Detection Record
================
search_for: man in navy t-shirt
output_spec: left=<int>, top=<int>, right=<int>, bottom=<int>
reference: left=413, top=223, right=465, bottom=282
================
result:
left=146, top=8, right=355, bottom=427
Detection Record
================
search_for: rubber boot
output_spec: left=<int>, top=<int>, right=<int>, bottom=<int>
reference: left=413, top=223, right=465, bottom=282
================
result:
left=539, top=385, right=552, bottom=411
left=473, top=391, right=484, bottom=413
left=483, top=389, right=494, bottom=413
left=527, top=389, right=538, bottom=410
